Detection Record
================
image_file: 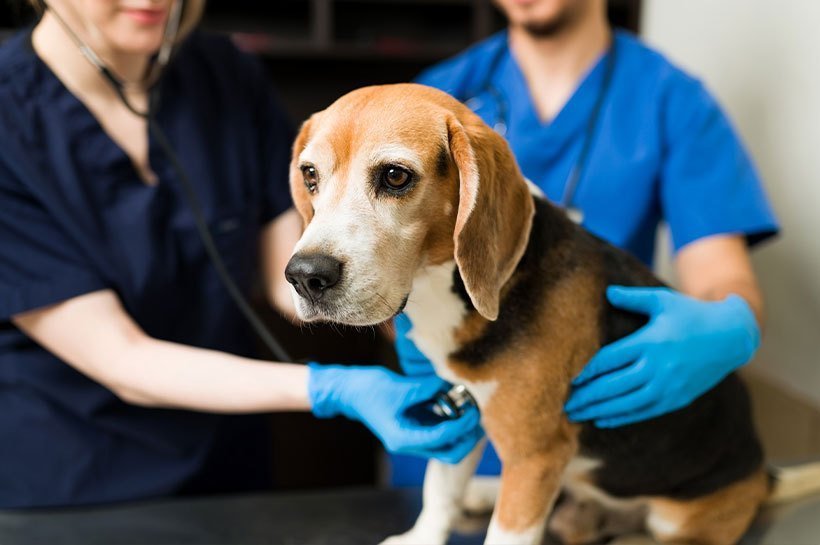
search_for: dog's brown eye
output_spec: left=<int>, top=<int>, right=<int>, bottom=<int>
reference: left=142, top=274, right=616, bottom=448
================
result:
left=384, top=167, right=409, bottom=188
left=381, top=166, right=411, bottom=190
left=301, top=165, right=318, bottom=193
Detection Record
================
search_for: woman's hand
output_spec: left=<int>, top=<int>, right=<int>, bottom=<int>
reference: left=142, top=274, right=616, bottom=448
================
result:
left=565, top=286, right=760, bottom=428
left=308, top=364, right=483, bottom=464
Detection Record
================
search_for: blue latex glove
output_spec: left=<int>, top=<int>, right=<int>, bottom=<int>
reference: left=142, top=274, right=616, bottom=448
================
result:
left=394, top=313, right=436, bottom=376
left=308, top=363, right=483, bottom=463
left=565, top=286, right=760, bottom=428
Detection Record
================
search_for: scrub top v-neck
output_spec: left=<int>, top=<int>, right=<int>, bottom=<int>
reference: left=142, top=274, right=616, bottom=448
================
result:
left=0, top=29, right=294, bottom=507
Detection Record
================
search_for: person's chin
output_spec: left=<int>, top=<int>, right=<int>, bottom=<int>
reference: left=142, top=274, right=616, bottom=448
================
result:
left=513, top=10, right=573, bottom=37
left=501, top=0, right=573, bottom=36
left=111, top=35, right=165, bottom=57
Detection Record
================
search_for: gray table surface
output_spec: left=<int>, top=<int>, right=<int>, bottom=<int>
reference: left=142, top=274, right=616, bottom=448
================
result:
left=1, top=487, right=819, bottom=545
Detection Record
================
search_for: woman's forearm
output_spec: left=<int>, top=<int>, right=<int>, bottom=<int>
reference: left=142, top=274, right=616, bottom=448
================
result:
left=114, top=337, right=311, bottom=413
left=13, top=289, right=312, bottom=414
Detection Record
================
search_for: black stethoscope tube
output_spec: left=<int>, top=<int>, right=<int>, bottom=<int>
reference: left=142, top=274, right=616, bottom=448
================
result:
left=149, top=122, right=292, bottom=362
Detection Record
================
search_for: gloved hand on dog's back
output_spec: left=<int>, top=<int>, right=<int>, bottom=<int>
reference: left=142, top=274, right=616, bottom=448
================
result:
left=565, top=286, right=760, bottom=428
left=308, top=363, right=483, bottom=464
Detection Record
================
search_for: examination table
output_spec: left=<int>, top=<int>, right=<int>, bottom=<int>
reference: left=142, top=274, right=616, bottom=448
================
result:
left=2, top=486, right=820, bottom=545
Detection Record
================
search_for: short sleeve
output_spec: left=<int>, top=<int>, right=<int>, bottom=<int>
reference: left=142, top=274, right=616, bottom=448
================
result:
left=660, top=76, right=779, bottom=252
left=0, top=154, right=107, bottom=320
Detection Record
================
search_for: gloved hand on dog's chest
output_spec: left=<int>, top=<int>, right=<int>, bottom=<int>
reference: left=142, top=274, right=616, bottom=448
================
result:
left=308, top=363, right=483, bottom=464
left=565, top=286, right=761, bottom=428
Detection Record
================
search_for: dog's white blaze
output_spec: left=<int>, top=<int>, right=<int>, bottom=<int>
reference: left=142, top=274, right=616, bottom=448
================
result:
left=403, top=261, right=497, bottom=408
left=290, top=150, right=424, bottom=323
left=290, top=186, right=386, bottom=321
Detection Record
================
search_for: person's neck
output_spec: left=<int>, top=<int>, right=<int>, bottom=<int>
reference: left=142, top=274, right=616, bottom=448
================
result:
left=32, top=11, right=150, bottom=101
left=508, top=10, right=611, bottom=122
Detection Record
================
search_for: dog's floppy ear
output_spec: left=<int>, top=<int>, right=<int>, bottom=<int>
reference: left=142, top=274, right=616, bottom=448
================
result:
left=447, top=114, right=535, bottom=321
left=289, top=116, right=315, bottom=226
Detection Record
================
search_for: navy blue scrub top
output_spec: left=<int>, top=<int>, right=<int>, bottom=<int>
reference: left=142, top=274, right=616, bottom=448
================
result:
left=391, top=29, right=780, bottom=486
left=0, top=30, right=294, bottom=507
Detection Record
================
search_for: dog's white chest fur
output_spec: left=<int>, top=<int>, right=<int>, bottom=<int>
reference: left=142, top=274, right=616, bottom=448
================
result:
left=403, top=261, right=497, bottom=408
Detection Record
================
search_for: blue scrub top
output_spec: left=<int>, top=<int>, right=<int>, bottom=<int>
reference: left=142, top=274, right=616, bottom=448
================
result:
left=0, top=30, right=293, bottom=507
left=391, top=29, right=779, bottom=485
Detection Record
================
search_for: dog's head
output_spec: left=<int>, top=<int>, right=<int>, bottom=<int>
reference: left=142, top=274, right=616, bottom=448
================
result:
left=285, top=84, right=534, bottom=326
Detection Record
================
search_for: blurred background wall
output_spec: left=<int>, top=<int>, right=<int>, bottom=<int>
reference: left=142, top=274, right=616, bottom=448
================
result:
left=643, top=0, right=820, bottom=458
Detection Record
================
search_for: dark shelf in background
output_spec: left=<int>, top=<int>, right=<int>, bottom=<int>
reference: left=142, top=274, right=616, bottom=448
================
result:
left=202, top=0, right=502, bottom=62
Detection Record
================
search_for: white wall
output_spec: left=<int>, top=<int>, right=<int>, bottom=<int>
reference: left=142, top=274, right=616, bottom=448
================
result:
left=642, top=1, right=820, bottom=404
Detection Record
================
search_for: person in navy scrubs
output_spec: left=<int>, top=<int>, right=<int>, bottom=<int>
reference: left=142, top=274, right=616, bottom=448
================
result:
left=0, top=0, right=482, bottom=508
left=392, top=0, right=779, bottom=482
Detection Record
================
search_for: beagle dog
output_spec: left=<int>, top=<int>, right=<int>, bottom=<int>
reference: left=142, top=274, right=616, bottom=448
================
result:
left=284, top=83, right=815, bottom=545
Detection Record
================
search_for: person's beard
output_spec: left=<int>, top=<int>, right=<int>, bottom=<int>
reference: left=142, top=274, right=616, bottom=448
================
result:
left=517, top=2, right=587, bottom=38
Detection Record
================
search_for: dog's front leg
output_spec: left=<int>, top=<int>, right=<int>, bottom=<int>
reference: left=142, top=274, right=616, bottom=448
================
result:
left=484, top=448, right=571, bottom=545
left=381, top=438, right=487, bottom=545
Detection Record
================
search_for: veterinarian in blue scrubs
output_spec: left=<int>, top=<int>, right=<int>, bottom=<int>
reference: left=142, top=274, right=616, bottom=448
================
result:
left=392, top=0, right=778, bottom=483
left=0, top=0, right=481, bottom=508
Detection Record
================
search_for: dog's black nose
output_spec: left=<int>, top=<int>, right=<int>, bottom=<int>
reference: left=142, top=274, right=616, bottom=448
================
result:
left=285, top=253, right=343, bottom=302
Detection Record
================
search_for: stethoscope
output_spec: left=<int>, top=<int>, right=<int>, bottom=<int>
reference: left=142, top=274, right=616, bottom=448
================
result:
left=462, top=34, right=618, bottom=225
left=36, top=0, right=291, bottom=362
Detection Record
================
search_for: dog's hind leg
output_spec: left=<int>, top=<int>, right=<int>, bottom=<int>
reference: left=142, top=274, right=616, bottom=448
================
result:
left=381, top=438, right=487, bottom=545
left=645, top=467, right=769, bottom=545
